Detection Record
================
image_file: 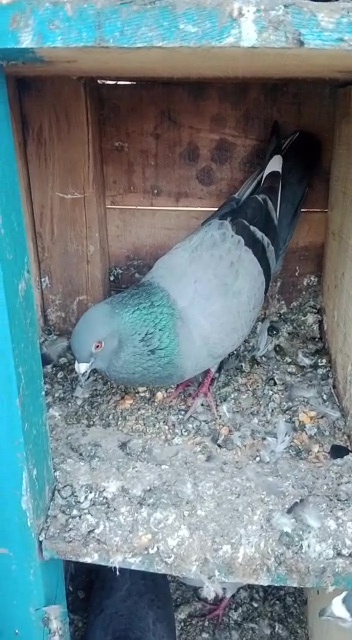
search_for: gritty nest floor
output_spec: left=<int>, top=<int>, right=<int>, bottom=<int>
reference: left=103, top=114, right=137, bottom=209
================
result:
left=67, top=561, right=308, bottom=640
left=40, top=275, right=352, bottom=587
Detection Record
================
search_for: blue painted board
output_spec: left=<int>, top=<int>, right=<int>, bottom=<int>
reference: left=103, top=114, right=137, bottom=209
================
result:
left=0, top=69, right=69, bottom=638
left=0, top=0, right=351, bottom=58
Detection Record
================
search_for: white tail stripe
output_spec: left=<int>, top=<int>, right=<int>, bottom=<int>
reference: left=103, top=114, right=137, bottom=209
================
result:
left=330, top=592, right=351, bottom=620
left=262, top=154, right=283, bottom=183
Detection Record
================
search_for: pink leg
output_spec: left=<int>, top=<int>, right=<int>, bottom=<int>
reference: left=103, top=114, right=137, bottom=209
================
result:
left=166, top=379, right=193, bottom=403
left=203, top=596, right=231, bottom=624
left=184, top=369, right=217, bottom=420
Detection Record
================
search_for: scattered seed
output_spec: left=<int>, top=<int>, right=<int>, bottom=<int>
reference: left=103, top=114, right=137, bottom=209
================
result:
left=118, top=395, right=134, bottom=408
left=155, top=391, right=164, bottom=403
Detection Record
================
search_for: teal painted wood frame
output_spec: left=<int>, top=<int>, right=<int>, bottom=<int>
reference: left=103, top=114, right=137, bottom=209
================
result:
left=0, top=69, right=69, bottom=639
left=0, top=0, right=351, bottom=59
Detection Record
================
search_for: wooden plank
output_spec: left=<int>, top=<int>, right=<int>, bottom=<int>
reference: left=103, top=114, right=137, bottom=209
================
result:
left=107, top=207, right=209, bottom=266
left=0, top=69, right=69, bottom=640
left=107, top=207, right=327, bottom=266
left=2, top=48, right=352, bottom=81
left=323, top=88, right=352, bottom=421
left=107, top=207, right=327, bottom=294
left=20, top=78, right=109, bottom=333
left=2, top=1, right=352, bottom=71
left=306, top=589, right=351, bottom=640
left=7, top=77, right=44, bottom=327
left=100, top=82, right=333, bottom=210
left=4, top=47, right=352, bottom=82
left=4, top=48, right=352, bottom=80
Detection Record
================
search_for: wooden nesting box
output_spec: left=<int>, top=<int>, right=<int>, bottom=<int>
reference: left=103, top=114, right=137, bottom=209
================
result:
left=15, top=78, right=333, bottom=330
left=3, top=2, right=352, bottom=639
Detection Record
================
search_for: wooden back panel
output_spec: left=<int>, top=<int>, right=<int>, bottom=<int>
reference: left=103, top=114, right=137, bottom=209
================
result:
left=17, top=79, right=335, bottom=330
left=100, top=81, right=334, bottom=296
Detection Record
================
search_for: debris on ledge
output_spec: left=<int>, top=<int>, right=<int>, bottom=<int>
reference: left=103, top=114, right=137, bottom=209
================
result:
left=41, top=277, right=352, bottom=588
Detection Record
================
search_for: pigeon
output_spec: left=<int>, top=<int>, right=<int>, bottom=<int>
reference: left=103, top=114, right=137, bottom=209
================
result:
left=181, top=576, right=244, bottom=623
left=319, top=591, right=352, bottom=629
left=71, top=122, right=321, bottom=416
left=84, top=566, right=176, bottom=640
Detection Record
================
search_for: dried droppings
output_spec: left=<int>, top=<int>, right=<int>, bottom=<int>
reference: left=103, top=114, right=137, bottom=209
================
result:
left=42, top=278, right=351, bottom=597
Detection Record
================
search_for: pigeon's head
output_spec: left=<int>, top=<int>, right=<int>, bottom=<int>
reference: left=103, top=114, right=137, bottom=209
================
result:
left=71, top=301, right=118, bottom=379
left=319, top=591, right=352, bottom=629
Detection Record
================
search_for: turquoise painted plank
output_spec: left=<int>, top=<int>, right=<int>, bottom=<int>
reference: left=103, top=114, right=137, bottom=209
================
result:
left=0, top=69, right=69, bottom=638
left=0, top=1, right=351, bottom=55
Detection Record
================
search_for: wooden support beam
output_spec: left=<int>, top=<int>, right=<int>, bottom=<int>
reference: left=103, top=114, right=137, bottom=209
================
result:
left=323, top=88, right=352, bottom=421
left=2, top=2, right=352, bottom=80
left=0, top=69, right=68, bottom=640
left=7, top=77, right=44, bottom=327
left=20, top=77, right=109, bottom=333
left=4, top=48, right=352, bottom=80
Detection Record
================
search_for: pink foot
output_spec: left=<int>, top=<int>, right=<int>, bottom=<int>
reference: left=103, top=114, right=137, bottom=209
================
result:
left=184, top=369, right=217, bottom=420
left=166, top=379, right=193, bottom=403
left=203, top=596, right=231, bottom=624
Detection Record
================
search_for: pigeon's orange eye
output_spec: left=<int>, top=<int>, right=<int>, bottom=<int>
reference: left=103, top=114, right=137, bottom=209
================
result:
left=93, top=340, right=104, bottom=352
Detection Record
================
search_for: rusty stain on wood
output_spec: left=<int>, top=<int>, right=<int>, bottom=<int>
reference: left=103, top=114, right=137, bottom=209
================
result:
left=20, top=77, right=109, bottom=332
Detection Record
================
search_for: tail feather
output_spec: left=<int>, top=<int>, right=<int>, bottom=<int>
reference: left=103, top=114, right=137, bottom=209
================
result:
left=204, top=122, right=296, bottom=225
left=258, top=120, right=282, bottom=223
left=275, top=130, right=321, bottom=268
left=202, top=121, right=321, bottom=292
left=230, top=127, right=300, bottom=211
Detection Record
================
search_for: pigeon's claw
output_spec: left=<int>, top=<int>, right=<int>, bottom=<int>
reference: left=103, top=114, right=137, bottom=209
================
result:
left=184, top=369, right=217, bottom=420
left=166, top=379, right=193, bottom=403
left=203, top=596, right=231, bottom=625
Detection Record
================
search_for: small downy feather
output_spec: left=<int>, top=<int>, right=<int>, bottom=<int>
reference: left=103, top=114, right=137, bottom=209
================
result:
left=288, top=497, right=322, bottom=530
left=262, top=419, right=292, bottom=461
left=272, top=512, right=295, bottom=533
left=255, top=318, right=271, bottom=357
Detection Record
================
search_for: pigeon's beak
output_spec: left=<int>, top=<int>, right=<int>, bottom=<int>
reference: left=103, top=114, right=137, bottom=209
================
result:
left=75, top=360, right=92, bottom=376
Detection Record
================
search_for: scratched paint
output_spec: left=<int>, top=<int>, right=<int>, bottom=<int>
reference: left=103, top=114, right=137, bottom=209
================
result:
left=0, top=68, right=69, bottom=638
left=21, top=468, right=34, bottom=529
left=43, top=605, right=67, bottom=640
left=239, top=5, right=258, bottom=47
left=0, top=1, right=351, bottom=55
